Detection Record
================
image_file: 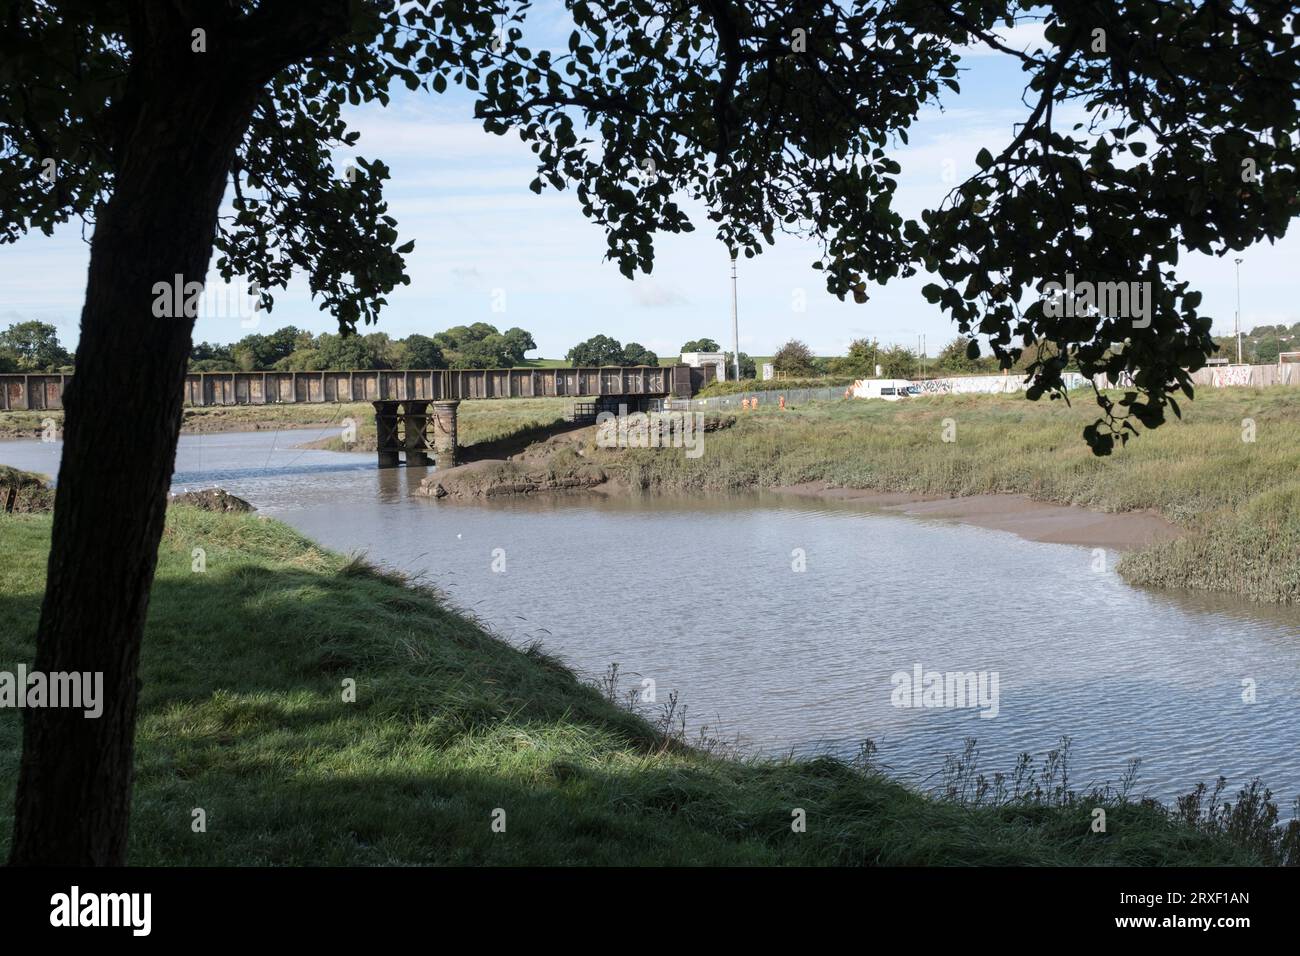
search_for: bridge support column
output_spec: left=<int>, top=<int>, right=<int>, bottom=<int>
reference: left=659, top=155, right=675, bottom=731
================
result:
left=404, top=401, right=432, bottom=467
left=373, top=400, right=401, bottom=468
left=431, top=400, right=460, bottom=468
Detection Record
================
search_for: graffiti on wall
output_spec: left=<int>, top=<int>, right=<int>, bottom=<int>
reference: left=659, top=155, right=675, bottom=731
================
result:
left=1210, top=365, right=1253, bottom=388
left=849, top=372, right=1090, bottom=400
left=913, top=379, right=954, bottom=394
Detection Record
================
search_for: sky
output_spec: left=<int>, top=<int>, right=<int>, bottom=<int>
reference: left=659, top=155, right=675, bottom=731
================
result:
left=2, top=10, right=1296, bottom=362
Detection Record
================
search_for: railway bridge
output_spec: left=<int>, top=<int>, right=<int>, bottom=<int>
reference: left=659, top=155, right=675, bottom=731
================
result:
left=1, top=365, right=707, bottom=468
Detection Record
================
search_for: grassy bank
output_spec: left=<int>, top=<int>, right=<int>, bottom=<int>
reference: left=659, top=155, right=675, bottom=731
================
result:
left=1, top=508, right=1287, bottom=865
left=0, top=411, right=53, bottom=441
left=595, top=389, right=1300, bottom=605
left=1, top=403, right=352, bottom=439
left=0, top=466, right=53, bottom=513
left=696, top=376, right=854, bottom=396
left=0, top=403, right=354, bottom=440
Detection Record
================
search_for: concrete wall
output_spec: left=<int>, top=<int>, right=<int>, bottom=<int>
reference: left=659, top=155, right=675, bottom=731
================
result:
left=847, top=366, right=1300, bottom=399
left=850, top=371, right=1089, bottom=399
left=0, top=374, right=66, bottom=411
left=1093, top=363, right=1300, bottom=390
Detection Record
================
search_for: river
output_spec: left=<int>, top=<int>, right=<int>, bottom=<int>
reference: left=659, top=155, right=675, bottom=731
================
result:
left=4, top=428, right=1299, bottom=804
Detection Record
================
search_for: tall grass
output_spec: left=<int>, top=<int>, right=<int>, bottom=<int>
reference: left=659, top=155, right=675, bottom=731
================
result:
left=596, top=389, right=1300, bottom=603
left=696, top=376, right=854, bottom=396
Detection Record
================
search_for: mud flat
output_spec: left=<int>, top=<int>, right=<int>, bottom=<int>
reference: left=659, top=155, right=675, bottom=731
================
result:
left=775, top=481, right=1181, bottom=550
left=416, top=452, right=608, bottom=500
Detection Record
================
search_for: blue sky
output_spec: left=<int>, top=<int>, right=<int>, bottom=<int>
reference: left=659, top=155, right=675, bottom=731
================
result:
left=2, top=14, right=1295, bottom=361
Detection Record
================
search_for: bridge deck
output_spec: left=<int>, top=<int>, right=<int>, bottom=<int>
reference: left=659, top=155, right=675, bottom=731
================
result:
left=0, top=366, right=698, bottom=411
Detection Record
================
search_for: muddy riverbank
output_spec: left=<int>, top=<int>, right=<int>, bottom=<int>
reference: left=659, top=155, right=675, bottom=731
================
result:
left=774, top=481, right=1182, bottom=550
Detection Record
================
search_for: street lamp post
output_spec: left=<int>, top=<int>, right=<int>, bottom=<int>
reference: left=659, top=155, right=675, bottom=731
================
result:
left=729, top=254, right=740, bottom=381
left=1234, top=257, right=1244, bottom=364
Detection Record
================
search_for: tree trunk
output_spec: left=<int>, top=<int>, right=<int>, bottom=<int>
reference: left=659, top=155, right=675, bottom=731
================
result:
left=7, top=62, right=259, bottom=865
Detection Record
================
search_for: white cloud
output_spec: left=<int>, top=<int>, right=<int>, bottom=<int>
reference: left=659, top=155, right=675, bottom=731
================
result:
left=954, top=22, right=1050, bottom=59
left=4, top=50, right=1298, bottom=362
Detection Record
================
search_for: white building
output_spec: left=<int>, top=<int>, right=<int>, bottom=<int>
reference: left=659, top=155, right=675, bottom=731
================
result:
left=680, top=351, right=728, bottom=382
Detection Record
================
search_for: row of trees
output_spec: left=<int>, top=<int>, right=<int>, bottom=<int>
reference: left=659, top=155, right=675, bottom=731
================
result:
left=691, top=335, right=1003, bottom=381
left=188, top=323, right=535, bottom=372
left=771, top=336, right=1083, bottom=381
left=770, top=337, right=921, bottom=379
left=20, top=317, right=1294, bottom=381
left=435, top=324, right=537, bottom=368
left=0, top=321, right=74, bottom=372
left=0, top=319, right=545, bottom=374
left=192, top=326, right=666, bottom=371
left=691, top=323, right=1300, bottom=385
left=3, top=321, right=750, bottom=375
left=1212, top=323, right=1300, bottom=364
left=565, top=334, right=658, bottom=367
left=191, top=327, right=754, bottom=373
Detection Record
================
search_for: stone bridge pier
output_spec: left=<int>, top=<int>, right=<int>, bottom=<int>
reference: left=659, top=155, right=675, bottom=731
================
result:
left=429, top=400, right=459, bottom=468
left=373, top=399, right=459, bottom=469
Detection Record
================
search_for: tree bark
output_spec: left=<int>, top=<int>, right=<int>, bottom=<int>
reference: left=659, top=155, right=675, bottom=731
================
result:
left=7, top=56, right=259, bottom=866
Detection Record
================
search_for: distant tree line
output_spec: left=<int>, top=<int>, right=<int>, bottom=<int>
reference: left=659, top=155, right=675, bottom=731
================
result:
left=566, top=334, right=659, bottom=367
left=769, top=335, right=1104, bottom=381
left=1213, top=323, right=1300, bottom=364
left=12, top=319, right=1296, bottom=380
left=187, top=323, right=537, bottom=372
left=770, top=337, right=925, bottom=379
left=0, top=321, right=74, bottom=372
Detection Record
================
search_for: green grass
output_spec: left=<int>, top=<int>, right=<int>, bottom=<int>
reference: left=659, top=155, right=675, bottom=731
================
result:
left=0, top=508, right=1286, bottom=865
left=696, top=376, right=855, bottom=396
left=2, top=396, right=572, bottom=440
left=0, top=465, right=48, bottom=486
left=0, top=403, right=360, bottom=439
left=595, top=388, right=1300, bottom=604
left=518, top=358, right=570, bottom=368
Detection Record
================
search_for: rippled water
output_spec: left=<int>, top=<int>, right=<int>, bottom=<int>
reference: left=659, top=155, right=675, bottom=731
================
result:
left=5, top=429, right=1299, bottom=802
